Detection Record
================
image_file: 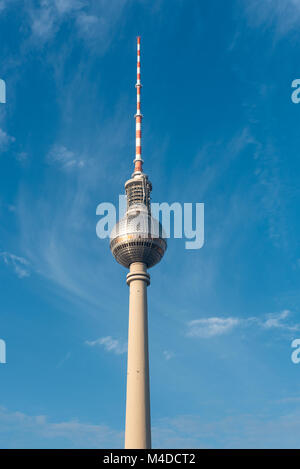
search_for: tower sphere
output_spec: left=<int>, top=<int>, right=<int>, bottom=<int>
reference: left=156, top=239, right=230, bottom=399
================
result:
left=110, top=173, right=167, bottom=269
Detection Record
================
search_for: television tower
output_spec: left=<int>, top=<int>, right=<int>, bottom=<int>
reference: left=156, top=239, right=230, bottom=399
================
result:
left=110, top=37, right=167, bottom=449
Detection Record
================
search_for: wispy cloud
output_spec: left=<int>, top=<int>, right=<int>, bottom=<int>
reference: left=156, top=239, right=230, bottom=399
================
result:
left=163, top=350, right=175, bottom=361
left=0, top=251, right=30, bottom=278
left=274, top=396, right=300, bottom=405
left=0, top=0, right=10, bottom=14
left=186, top=310, right=300, bottom=339
left=85, top=336, right=127, bottom=355
left=190, top=126, right=291, bottom=252
left=28, top=0, right=85, bottom=41
left=55, top=0, right=85, bottom=15
left=16, top=93, right=132, bottom=314
left=56, top=351, right=71, bottom=369
left=76, top=12, right=99, bottom=37
left=29, top=2, right=57, bottom=40
left=46, top=144, right=85, bottom=170
left=2, top=404, right=300, bottom=449
left=260, top=310, right=297, bottom=330
left=242, top=0, right=300, bottom=38
left=0, top=128, right=15, bottom=152
left=249, top=309, right=300, bottom=332
left=0, top=405, right=122, bottom=448
left=74, top=1, right=130, bottom=47
left=152, top=410, right=300, bottom=448
left=186, top=317, right=240, bottom=338
left=26, top=0, right=130, bottom=49
left=15, top=151, right=28, bottom=163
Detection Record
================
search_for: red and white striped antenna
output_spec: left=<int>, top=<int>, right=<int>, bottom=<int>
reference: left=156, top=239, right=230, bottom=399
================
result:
left=134, top=36, right=143, bottom=173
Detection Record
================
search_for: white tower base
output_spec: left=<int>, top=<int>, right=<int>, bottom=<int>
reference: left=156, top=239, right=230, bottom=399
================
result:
left=125, top=262, right=151, bottom=449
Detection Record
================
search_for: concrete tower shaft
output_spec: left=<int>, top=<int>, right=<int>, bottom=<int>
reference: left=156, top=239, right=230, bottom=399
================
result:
left=125, top=262, right=151, bottom=448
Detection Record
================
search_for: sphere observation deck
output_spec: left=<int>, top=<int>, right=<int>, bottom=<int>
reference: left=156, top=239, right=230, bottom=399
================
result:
left=110, top=173, right=167, bottom=269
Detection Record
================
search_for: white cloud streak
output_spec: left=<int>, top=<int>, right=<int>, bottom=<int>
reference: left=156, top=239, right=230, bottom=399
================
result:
left=186, top=317, right=240, bottom=338
left=261, top=310, right=293, bottom=330
left=0, top=0, right=10, bottom=14
left=85, top=336, right=127, bottom=355
left=28, top=0, right=86, bottom=41
left=25, top=0, right=130, bottom=49
left=0, top=251, right=30, bottom=278
left=163, top=350, right=174, bottom=361
left=47, top=144, right=85, bottom=170
left=0, top=128, right=15, bottom=152
left=2, top=404, right=300, bottom=449
left=0, top=405, right=122, bottom=448
left=152, top=410, right=300, bottom=449
left=186, top=310, right=300, bottom=339
left=242, top=0, right=300, bottom=37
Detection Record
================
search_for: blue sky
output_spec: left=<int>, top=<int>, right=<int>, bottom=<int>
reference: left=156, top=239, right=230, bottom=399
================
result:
left=0, top=0, right=300, bottom=449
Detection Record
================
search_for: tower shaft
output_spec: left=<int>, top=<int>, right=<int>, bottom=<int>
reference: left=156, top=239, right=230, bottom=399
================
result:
left=125, top=262, right=151, bottom=449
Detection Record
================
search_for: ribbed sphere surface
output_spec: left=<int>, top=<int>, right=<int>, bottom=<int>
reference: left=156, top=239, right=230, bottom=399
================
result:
left=110, top=204, right=167, bottom=268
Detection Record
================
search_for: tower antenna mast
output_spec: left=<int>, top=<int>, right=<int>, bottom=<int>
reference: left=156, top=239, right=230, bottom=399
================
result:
left=134, top=36, right=143, bottom=173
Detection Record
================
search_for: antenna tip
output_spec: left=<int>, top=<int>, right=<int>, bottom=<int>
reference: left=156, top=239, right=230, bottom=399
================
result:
left=137, top=36, right=141, bottom=43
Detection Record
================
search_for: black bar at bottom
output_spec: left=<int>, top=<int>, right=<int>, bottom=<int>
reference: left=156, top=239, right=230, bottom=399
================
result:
left=0, top=448, right=298, bottom=466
